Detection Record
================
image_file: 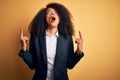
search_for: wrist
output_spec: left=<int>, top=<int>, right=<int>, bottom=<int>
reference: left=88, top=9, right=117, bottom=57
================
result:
left=76, top=49, right=82, bottom=54
left=22, top=47, right=27, bottom=51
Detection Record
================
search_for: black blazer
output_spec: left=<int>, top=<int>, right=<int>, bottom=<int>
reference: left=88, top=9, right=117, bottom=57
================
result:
left=19, top=33, right=84, bottom=80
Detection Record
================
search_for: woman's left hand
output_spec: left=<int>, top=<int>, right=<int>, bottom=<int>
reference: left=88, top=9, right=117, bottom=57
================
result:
left=75, top=31, right=83, bottom=54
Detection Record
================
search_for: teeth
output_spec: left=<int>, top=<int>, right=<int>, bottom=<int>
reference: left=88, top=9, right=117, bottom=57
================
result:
left=52, top=17, right=55, bottom=21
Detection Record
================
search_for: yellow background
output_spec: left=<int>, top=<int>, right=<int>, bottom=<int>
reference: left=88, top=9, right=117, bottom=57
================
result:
left=0, top=0, right=120, bottom=80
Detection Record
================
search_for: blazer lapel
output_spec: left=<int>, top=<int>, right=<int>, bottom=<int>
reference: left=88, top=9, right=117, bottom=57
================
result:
left=39, top=33, right=47, bottom=66
left=54, top=34, right=67, bottom=66
left=39, top=33, right=67, bottom=67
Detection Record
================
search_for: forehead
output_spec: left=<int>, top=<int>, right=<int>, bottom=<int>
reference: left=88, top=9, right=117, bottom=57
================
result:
left=47, top=8, right=56, bottom=11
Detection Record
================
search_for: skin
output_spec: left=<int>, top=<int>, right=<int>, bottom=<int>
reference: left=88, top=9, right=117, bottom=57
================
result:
left=20, top=8, right=83, bottom=54
left=46, top=8, right=59, bottom=35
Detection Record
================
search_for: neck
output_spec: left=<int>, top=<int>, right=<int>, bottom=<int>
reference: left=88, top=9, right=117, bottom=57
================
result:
left=46, top=27, right=58, bottom=35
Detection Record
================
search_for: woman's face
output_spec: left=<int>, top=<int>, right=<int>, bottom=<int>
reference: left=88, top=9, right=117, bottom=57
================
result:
left=46, top=8, right=60, bottom=28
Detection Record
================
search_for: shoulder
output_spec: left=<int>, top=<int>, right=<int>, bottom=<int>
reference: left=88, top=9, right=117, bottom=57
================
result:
left=59, top=32, right=72, bottom=39
left=66, top=35, right=73, bottom=42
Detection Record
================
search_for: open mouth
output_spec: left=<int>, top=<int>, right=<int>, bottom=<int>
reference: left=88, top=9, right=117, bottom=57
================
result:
left=52, top=17, right=56, bottom=21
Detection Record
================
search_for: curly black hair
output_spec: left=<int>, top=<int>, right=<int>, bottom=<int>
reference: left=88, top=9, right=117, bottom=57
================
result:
left=29, top=3, right=74, bottom=38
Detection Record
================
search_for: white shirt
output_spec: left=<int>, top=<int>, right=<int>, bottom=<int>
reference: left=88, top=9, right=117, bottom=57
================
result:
left=46, top=31, right=58, bottom=80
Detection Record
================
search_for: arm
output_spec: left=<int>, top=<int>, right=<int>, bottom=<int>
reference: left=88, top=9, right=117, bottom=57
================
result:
left=67, top=36, right=84, bottom=69
left=19, top=28, right=36, bottom=69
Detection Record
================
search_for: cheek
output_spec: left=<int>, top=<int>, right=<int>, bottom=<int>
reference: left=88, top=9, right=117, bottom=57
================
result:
left=56, top=16, right=60, bottom=23
left=57, top=19, right=60, bottom=24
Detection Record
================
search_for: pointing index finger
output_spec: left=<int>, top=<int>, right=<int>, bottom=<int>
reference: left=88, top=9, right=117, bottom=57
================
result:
left=79, top=31, right=82, bottom=39
left=20, top=27, right=23, bottom=37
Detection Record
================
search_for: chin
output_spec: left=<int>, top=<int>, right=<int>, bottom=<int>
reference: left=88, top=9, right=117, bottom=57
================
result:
left=50, top=24, right=58, bottom=28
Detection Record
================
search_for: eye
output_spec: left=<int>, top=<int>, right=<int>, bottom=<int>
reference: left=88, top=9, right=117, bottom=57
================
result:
left=46, top=10, right=57, bottom=15
left=46, top=11, right=51, bottom=15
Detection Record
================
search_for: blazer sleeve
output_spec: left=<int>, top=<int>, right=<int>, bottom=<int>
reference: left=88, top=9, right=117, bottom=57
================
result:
left=19, top=34, right=36, bottom=69
left=67, top=36, right=84, bottom=69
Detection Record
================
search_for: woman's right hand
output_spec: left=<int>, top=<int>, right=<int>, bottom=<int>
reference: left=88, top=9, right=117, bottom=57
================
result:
left=20, top=28, right=29, bottom=51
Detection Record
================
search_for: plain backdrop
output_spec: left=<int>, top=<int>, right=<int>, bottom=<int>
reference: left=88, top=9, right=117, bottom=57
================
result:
left=0, top=0, right=120, bottom=80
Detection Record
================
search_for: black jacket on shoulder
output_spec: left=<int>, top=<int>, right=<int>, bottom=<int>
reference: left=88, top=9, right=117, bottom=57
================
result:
left=19, top=32, right=84, bottom=80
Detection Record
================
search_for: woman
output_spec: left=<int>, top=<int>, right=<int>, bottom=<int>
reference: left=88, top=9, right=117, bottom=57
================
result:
left=19, top=3, right=84, bottom=80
